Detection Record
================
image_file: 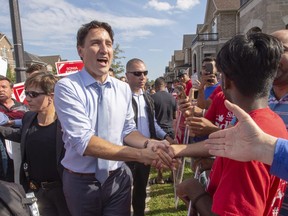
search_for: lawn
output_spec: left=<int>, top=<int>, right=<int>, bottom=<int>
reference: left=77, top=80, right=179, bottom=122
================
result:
left=146, top=160, right=193, bottom=216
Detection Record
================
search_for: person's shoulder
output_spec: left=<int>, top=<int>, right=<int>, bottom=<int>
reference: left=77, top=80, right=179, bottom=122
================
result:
left=56, top=72, right=85, bottom=92
left=21, top=111, right=37, bottom=123
left=23, top=111, right=37, bottom=118
left=111, top=77, right=129, bottom=88
left=110, top=77, right=132, bottom=95
left=250, top=108, right=288, bottom=138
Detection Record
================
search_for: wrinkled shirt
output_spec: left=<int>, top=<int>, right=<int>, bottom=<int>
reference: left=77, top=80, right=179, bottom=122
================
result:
left=54, top=69, right=136, bottom=173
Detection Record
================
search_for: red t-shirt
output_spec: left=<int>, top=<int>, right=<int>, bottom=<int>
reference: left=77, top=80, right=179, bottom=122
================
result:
left=207, top=108, right=288, bottom=215
left=209, top=85, right=222, bottom=101
left=205, top=91, right=234, bottom=129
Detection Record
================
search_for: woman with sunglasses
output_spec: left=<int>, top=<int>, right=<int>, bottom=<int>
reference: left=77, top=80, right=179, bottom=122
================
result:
left=0, top=72, right=70, bottom=216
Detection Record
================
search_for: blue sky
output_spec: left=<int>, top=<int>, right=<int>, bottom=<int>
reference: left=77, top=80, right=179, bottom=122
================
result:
left=1, top=0, right=206, bottom=80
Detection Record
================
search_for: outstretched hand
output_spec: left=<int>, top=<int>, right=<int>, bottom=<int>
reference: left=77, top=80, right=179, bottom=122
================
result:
left=204, top=100, right=276, bottom=164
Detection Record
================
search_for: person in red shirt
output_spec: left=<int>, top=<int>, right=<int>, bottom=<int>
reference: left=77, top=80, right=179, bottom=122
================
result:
left=169, top=33, right=286, bottom=215
left=177, top=69, right=192, bottom=96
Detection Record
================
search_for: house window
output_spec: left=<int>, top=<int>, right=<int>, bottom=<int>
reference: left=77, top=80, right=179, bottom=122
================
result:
left=1, top=47, right=8, bottom=58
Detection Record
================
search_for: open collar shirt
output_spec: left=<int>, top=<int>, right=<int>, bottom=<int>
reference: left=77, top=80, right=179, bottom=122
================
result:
left=132, top=89, right=166, bottom=139
left=269, top=89, right=288, bottom=131
left=54, top=69, right=137, bottom=173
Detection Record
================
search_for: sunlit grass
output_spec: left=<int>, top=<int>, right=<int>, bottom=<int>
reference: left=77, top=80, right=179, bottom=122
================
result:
left=146, top=160, right=193, bottom=216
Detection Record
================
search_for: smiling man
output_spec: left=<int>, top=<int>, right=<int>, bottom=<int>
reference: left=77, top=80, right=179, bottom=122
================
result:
left=54, top=20, right=174, bottom=216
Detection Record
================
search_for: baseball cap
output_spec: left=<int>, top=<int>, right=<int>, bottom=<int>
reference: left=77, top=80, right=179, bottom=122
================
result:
left=177, top=70, right=188, bottom=77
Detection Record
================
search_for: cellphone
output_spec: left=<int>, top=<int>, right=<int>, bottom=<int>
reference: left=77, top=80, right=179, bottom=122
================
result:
left=205, top=63, right=213, bottom=75
left=194, top=90, right=199, bottom=99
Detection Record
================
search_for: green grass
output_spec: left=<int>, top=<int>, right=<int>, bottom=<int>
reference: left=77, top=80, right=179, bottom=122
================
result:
left=146, top=160, right=193, bottom=216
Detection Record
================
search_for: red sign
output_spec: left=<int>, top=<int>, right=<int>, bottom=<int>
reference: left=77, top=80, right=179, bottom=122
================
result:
left=13, top=82, right=25, bottom=103
left=55, top=60, right=84, bottom=76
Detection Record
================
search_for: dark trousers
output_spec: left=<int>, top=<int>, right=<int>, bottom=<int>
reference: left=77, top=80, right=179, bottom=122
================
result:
left=0, top=139, right=14, bottom=182
left=34, top=186, right=71, bottom=216
left=63, top=164, right=132, bottom=216
left=127, top=162, right=151, bottom=216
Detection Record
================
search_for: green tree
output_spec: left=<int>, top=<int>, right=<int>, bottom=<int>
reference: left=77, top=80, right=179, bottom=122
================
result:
left=111, top=43, right=125, bottom=76
left=6, top=65, right=16, bottom=83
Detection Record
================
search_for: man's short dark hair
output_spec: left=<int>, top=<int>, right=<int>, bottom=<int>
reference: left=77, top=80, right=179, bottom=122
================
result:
left=216, top=33, right=283, bottom=98
left=202, top=57, right=216, bottom=64
left=0, top=75, right=13, bottom=88
left=77, top=20, right=114, bottom=47
left=154, top=77, right=166, bottom=88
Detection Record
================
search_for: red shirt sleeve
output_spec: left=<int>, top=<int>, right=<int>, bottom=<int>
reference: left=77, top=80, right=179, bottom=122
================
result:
left=209, top=85, right=222, bottom=101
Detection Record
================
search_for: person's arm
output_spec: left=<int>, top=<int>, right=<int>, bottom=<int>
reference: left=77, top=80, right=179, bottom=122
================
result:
left=84, top=133, right=172, bottom=167
left=176, top=178, right=215, bottom=216
left=205, top=100, right=277, bottom=165
left=196, top=74, right=216, bottom=109
left=270, top=138, right=288, bottom=181
left=54, top=78, right=174, bottom=168
left=196, top=82, right=206, bottom=109
left=171, top=141, right=211, bottom=158
left=0, top=126, right=21, bottom=142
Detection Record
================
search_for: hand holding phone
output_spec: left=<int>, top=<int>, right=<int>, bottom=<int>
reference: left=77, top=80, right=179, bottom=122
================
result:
left=175, top=85, right=186, bottom=99
left=204, top=62, right=213, bottom=75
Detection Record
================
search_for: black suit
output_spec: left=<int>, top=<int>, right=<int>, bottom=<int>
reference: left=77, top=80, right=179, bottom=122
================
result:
left=128, top=92, right=158, bottom=216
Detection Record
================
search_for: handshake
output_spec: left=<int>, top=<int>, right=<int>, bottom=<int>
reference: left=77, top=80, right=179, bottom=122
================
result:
left=138, top=139, right=180, bottom=170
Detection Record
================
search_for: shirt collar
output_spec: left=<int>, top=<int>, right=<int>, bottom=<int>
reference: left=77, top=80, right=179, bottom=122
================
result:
left=80, top=68, right=112, bottom=88
left=132, top=88, right=144, bottom=97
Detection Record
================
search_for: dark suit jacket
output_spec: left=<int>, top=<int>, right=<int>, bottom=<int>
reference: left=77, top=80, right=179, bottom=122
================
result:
left=0, top=111, right=65, bottom=190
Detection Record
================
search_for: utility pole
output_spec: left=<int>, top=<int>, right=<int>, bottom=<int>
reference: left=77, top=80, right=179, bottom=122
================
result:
left=9, top=0, right=26, bottom=82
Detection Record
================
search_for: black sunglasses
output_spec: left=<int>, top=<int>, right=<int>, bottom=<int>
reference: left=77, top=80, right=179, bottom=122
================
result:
left=127, top=71, right=148, bottom=77
left=25, top=91, right=46, bottom=98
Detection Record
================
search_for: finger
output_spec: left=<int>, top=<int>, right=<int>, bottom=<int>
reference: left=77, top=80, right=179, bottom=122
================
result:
left=155, top=160, right=162, bottom=170
left=207, top=129, right=227, bottom=139
left=158, top=151, right=174, bottom=169
left=151, top=159, right=157, bottom=167
left=186, top=116, right=201, bottom=122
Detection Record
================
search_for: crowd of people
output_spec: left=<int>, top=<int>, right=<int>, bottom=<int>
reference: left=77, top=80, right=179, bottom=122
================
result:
left=0, top=19, right=288, bottom=216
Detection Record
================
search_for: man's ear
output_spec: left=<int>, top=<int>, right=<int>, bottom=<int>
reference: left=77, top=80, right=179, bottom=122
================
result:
left=77, top=46, right=83, bottom=59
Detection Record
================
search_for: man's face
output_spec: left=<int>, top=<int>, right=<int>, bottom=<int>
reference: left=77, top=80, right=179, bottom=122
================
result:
left=167, top=82, right=173, bottom=89
left=272, top=31, right=288, bottom=86
left=126, top=61, right=148, bottom=91
left=0, top=80, right=13, bottom=102
left=178, top=74, right=187, bottom=83
left=77, top=28, right=113, bottom=81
